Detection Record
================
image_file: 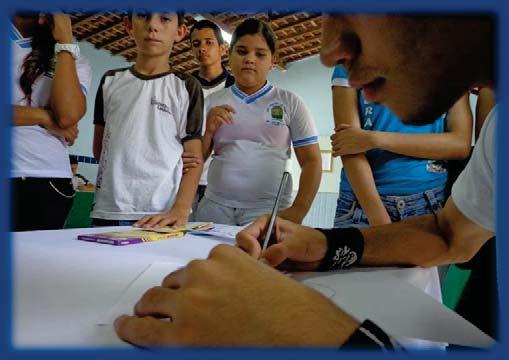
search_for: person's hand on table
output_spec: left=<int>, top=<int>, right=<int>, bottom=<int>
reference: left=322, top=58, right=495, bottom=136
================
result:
left=134, top=207, right=189, bottom=228
left=236, top=215, right=328, bottom=271
left=114, top=244, right=359, bottom=346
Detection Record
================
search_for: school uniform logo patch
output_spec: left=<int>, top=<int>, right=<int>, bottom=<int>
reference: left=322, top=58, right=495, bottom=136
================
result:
left=150, top=97, right=171, bottom=115
left=265, top=102, right=287, bottom=128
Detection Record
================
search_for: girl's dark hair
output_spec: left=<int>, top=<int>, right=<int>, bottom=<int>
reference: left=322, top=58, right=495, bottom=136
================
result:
left=190, top=19, right=225, bottom=44
left=230, top=18, right=277, bottom=54
left=19, top=16, right=56, bottom=106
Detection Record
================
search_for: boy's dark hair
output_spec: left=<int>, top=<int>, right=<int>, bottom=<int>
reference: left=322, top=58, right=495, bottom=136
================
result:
left=126, top=11, right=185, bottom=26
left=190, top=19, right=225, bottom=44
left=69, top=155, right=78, bottom=165
left=230, top=18, right=276, bottom=54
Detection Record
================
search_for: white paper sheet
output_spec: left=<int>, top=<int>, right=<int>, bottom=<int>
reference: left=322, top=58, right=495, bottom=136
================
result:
left=98, top=260, right=494, bottom=348
left=293, top=271, right=495, bottom=348
left=98, top=261, right=185, bottom=325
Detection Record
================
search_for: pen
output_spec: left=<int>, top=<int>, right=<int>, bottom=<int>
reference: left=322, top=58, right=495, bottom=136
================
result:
left=261, top=171, right=290, bottom=252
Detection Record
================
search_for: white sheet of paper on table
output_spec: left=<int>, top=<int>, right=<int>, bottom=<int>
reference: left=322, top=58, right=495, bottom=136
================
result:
left=98, top=261, right=185, bottom=325
left=293, top=271, right=495, bottom=348
left=98, top=262, right=494, bottom=349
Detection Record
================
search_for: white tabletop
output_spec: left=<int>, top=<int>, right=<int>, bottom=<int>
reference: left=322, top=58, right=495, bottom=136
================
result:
left=12, top=226, right=493, bottom=349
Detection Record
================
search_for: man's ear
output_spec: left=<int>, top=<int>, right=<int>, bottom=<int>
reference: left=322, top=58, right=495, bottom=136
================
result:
left=123, top=16, right=133, bottom=38
left=219, top=43, right=227, bottom=57
left=175, top=24, right=188, bottom=43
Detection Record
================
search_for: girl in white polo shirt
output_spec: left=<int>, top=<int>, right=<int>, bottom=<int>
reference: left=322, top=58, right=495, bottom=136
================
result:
left=11, top=14, right=91, bottom=231
left=194, top=18, right=322, bottom=226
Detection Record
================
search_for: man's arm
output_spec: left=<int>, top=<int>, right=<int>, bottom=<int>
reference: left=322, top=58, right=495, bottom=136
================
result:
left=278, top=143, right=321, bottom=224
left=332, top=86, right=391, bottom=226
left=93, top=125, right=105, bottom=162
left=335, top=94, right=473, bottom=160
left=360, top=197, right=493, bottom=267
left=237, top=198, right=493, bottom=270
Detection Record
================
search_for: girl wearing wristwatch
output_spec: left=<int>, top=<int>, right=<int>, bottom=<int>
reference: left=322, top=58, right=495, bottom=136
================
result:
left=11, top=13, right=91, bottom=231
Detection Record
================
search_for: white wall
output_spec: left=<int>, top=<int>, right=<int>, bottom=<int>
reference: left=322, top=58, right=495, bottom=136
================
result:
left=268, top=55, right=342, bottom=193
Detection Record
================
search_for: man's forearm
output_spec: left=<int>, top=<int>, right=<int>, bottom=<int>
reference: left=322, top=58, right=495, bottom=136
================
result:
left=359, top=214, right=451, bottom=267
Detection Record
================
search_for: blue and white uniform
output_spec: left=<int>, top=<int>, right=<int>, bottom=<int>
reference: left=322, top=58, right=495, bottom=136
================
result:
left=195, top=81, right=318, bottom=225
left=332, top=65, right=448, bottom=228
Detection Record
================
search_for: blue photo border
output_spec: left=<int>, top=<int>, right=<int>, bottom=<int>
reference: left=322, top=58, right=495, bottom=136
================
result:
left=1, top=0, right=507, bottom=359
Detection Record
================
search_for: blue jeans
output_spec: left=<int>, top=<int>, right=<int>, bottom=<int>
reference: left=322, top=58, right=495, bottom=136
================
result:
left=334, top=188, right=445, bottom=228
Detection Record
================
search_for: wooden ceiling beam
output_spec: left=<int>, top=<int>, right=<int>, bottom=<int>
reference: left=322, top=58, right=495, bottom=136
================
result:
left=81, top=20, right=125, bottom=42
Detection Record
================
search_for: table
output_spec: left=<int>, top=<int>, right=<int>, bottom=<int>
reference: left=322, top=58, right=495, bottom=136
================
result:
left=12, top=226, right=493, bottom=349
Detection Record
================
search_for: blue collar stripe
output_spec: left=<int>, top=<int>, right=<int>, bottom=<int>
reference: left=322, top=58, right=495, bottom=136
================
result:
left=231, top=85, right=246, bottom=100
left=245, top=84, right=273, bottom=104
left=10, top=23, right=22, bottom=41
left=231, top=83, right=273, bottom=104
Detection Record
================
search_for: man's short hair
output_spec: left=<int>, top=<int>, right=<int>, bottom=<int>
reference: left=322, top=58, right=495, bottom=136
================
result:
left=69, top=155, right=78, bottom=165
left=190, top=19, right=225, bottom=44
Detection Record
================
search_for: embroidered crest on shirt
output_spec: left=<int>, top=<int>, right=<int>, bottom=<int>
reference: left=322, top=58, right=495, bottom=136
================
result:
left=150, top=97, right=171, bottom=115
left=265, top=102, right=287, bottom=128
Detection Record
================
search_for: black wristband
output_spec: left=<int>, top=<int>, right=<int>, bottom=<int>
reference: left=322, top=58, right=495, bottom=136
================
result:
left=316, top=227, right=364, bottom=271
left=342, top=320, right=399, bottom=350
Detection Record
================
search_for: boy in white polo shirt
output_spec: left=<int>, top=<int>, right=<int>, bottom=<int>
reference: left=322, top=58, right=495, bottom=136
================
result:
left=92, top=12, right=204, bottom=227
